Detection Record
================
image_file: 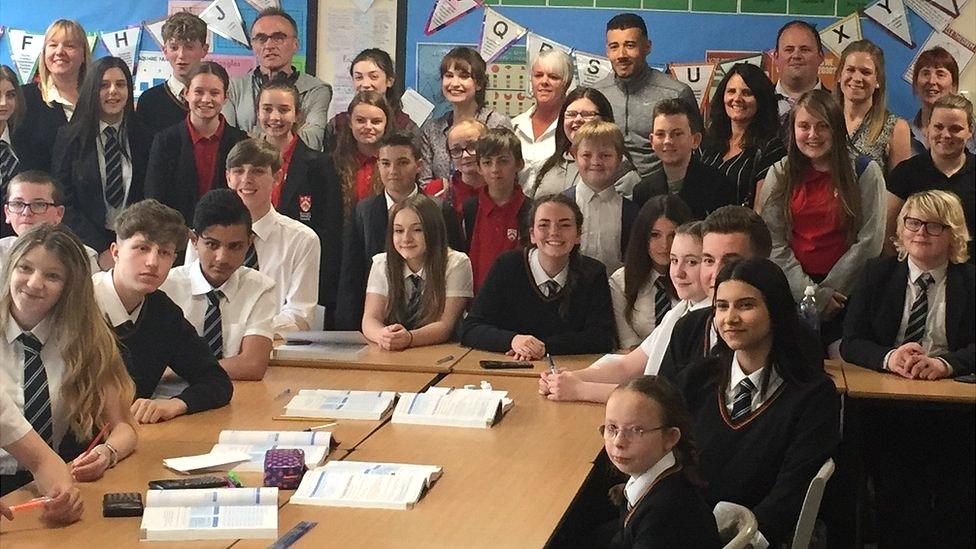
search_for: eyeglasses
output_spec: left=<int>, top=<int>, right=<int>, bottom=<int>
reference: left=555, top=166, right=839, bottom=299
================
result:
left=5, top=200, right=58, bottom=214
left=564, top=110, right=600, bottom=121
left=447, top=144, right=477, bottom=159
left=903, top=216, right=947, bottom=236
left=252, top=32, right=292, bottom=45
left=599, top=424, right=668, bottom=441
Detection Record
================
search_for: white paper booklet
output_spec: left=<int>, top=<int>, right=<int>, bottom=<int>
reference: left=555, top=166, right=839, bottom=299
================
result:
left=290, top=461, right=442, bottom=510
left=274, top=331, right=369, bottom=361
left=283, top=389, right=398, bottom=420
left=140, top=487, right=278, bottom=540
left=392, top=387, right=513, bottom=428
left=163, top=450, right=252, bottom=474
left=210, top=430, right=334, bottom=472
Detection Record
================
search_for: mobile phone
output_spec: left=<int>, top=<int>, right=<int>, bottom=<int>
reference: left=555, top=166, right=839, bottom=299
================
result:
left=148, top=476, right=228, bottom=490
left=953, top=374, right=976, bottom=384
left=103, top=492, right=144, bottom=517
left=480, top=360, right=533, bottom=370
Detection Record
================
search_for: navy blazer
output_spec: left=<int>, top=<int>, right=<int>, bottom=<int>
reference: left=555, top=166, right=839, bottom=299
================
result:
left=143, top=119, right=247, bottom=224
left=632, top=156, right=738, bottom=220
left=52, top=117, right=154, bottom=253
left=562, top=185, right=639, bottom=258
left=0, top=130, right=26, bottom=239
left=12, top=83, right=68, bottom=173
left=841, top=256, right=975, bottom=376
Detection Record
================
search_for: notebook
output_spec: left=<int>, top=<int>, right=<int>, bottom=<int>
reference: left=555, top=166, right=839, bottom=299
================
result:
left=290, top=461, right=442, bottom=510
left=139, top=487, right=278, bottom=540
left=210, top=430, right=335, bottom=472
left=274, top=331, right=369, bottom=361
left=392, top=387, right=514, bottom=428
left=283, top=389, right=398, bottom=420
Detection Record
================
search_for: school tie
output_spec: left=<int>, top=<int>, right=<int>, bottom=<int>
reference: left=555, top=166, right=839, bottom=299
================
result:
left=204, top=290, right=225, bottom=359
left=0, top=140, right=18, bottom=185
left=903, top=273, right=934, bottom=344
left=19, top=333, right=54, bottom=447
left=102, top=126, right=125, bottom=209
left=404, top=274, right=424, bottom=328
left=654, top=277, right=671, bottom=326
left=243, top=243, right=260, bottom=270
left=730, top=378, right=756, bottom=422
left=543, top=279, right=560, bottom=298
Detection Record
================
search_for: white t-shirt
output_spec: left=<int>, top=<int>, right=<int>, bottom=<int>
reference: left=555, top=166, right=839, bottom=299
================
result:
left=366, top=248, right=473, bottom=300
left=640, top=297, right=712, bottom=375
left=0, top=390, right=32, bottom=449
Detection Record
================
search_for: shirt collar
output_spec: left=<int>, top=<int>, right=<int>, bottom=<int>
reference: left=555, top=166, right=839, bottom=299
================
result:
left=775, top=79, right=824, bottom=99
left=906, top=257, right=948, bottom=285
left=45, top=78, right=75, bottom=109
left=188, top=259, right=241, bottom=299
left=625, top=451, right=676, bottom=508
left=250, top=208, right=278, bottom=240
left=1, top=125, right=10, bottom=145
left=186, top=114, right=226, bottom=144
left=166, top=77, right=186, bottom=101
left=5, top=314, right=53, bottom=345
left=528, top=247, right=569, bottom=288
left=577, top=181, right=617, bottom=203
left=729, top=353, right=780, bottom=399
left=385, top=186, right=419, bottom=211
left=511, top=108, right=558, bottom=143
left=92, top=270, right=144, bottom=327
left=98, top=119, right=122, bottom=134
left=402, top=263, right=426, bottom=280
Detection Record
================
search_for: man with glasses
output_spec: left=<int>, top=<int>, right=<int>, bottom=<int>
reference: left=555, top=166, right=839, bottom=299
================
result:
left=223, top=7, right=332, bottom=151
left=1, top=170, right=99, bottom=271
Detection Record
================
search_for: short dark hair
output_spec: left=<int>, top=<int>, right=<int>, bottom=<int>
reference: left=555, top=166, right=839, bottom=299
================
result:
left=186, top=61, right=230, bottom=93
left=913, top=46, right=960, bottom=87
left=115, top=199, right=187, bottom=249
left=606, top=13, right=648, bottom=39
left=377, top=131, right=421, bottom=159
left=251, top=7, right=299, bottom=35
left=162, top=11, right=207, bottom=45
left=776, top=20, right=823, bottom=54
left=226, top=138, right=282, bottom=172
left=8, top=170, right=63, bottom=204
left=193, top=189, right=252, bottom=235
left=439, top=47, right=488, bottom=107
left=652, top=98, right=704, bottom=134
left=475, top=127, right=523, bottom=164
left=701, top=205, right=772, bottom=258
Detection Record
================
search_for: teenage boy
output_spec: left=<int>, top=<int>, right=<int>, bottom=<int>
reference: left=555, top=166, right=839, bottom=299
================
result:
left=92, top=199, right=232, bottom=423
left=772, top=21, right=825, bottom=117
left=425, top=119, right=488, bottom=221
left=1, top=171, right=99, bottom=272
left=137, top=12, right=209, bottom=133
left=562, top=120, right=638, bottom=273
left=463, top=127, right=532, bottom=292
left=335, top=131, right=464, bottom=329
left=161, top=189, right=277, bottom=383
left=595, top=13, right=696, bottom=177
left=633, top=99, right=737, bottom=219
left=186, top=139, right=320, bottom=333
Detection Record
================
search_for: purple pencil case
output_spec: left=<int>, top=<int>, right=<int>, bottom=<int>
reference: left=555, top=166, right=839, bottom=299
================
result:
left=263, top=448, right=306, bottom=489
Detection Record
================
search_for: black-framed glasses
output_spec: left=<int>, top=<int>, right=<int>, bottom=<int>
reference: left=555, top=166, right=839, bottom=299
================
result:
left=252, top=32, right=292, bottom=45
left=564, top=110, right=600, bottom=121
left=599, top=424, right=668, bottom=441
left=447, top=144, right=477, bottom=159
left=4, top=200, right=58, bottom=214
left=903, top=216, right=947, bottom=236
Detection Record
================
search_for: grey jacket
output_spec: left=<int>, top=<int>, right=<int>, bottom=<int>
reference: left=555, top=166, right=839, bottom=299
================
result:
left=595, top=66, right=696, bottom=178
left=223, top=70, right=333, bottom=151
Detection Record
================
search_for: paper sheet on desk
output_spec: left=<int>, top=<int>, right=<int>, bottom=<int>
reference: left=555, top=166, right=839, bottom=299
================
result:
left=163, top=450, right=251, bottom=474
left=401, top=88, right=435, bottom=127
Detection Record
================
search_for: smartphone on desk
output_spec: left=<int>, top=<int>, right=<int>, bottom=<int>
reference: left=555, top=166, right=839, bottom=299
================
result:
left=481, top=360, right=533, bottom=370
left=953, top=374, right=976, bottom=384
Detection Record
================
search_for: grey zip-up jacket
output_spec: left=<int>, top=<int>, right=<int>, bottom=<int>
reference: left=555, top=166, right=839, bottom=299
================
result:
left=595, top=66, right=696, bottom=177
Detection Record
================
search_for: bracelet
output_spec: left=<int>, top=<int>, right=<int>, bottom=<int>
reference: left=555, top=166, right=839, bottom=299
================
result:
left=407, top=330, right=414, bottom=348
left=95, top=443, right=119, bottom=468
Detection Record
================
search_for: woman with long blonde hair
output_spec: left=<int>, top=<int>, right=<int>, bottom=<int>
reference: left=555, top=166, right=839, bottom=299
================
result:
left=0, top=224, right=136, bottom=494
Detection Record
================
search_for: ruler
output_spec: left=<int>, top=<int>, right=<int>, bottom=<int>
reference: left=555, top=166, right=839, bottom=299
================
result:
left=268, top=520, right=317, bottom=549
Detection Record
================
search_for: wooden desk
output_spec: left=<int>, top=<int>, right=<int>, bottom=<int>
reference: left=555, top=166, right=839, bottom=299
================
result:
left=141, top=367, right=438, bottom=450
left=840, top=362, right=976, bottom=404
left=237, top=374, right=606, bottom=549
left=825, top=360, right=847, bottom=393
left=453, top=349, right=607, bottom=378
left=271, top=343, right=468, bottom=373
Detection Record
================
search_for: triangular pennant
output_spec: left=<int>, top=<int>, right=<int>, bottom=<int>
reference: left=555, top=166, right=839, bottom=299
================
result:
left=819, top=13, right=863, bottom=57
left=144, top=18, right=167, bottom=50
left=101, top=27, right=142, bottom=74
left=425, top=0, right=482, bottom=36
left=925, top=0, right=961, bottom=16
left=244, top=0, right=280, bottom=10
left=862, top=0, right=915, bottom=48
left=574, top=51, right=613, bottom=88
left=905, top=0, right=953, bottom=31
left=478, top=8, right=527, bottom=64
left=7, top=29, right=45, bottom=84
left=86, top=33, right=99, bottom=53
left=0, top=26, right=6, bottom=42
left=200, top=0, right=250, bottom=48
left=525, top=32, right=574, bottom=93
left=668, top=62, right=717, bottom=110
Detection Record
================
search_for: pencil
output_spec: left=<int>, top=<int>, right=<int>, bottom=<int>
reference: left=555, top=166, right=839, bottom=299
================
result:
left=82, top=423, right=111, bottom=459
left=272, top=415, right=337, bottom=422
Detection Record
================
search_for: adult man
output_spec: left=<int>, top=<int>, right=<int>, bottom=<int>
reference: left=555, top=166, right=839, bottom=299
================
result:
left=595, top=13, right=696, bottom=178
left=772, top=20, right=825, bottom=117
left=223, top=8, right=331, bottom=150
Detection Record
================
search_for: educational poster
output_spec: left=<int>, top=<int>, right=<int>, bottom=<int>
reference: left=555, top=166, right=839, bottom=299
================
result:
left=133, top=51, right=171, bottom=100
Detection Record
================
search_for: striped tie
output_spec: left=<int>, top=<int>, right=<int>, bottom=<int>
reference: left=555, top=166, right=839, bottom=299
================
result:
left=103, top=126, right=125, bottom=208
left=543, top=279, right=560, bottom=298
left=903, top=273, right=933, bottom=344
left=730, top=378, right=756, bottom=422
left=404, top=274, right=424, bottom=329
left=0, top=140, right=19, bottom=185
left=243, top=243, right=259, bottom=270
left=19, top=333, right=54, bottom=447
left=204, top=290, right=225, bottom=359
left=654, top=277, right=671, bottom=326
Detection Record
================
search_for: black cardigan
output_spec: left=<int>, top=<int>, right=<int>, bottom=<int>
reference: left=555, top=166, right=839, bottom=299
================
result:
left=632, top=156, right=738, bottom=220
left=460, top=248, right=616, bottom=354
left=136, top=82, right=188, bottom=133
left=12, top=83, right=67, bottom=173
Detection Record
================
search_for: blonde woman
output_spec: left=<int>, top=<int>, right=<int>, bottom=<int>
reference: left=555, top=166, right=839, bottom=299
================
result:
left=0, top=225, right=136, bottom=494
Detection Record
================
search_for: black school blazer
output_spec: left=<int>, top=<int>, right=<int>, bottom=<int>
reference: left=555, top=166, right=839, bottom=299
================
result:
left=52, top=117, right=154, bottom=253
left=143, top=119, right=247, bottom=223
left=841, top=255, right=975, bottom=375
left=632, top=156, right=738, bottom=220
left=12, top=83, right=67, bottom=173
left=0, top=129, right=26, bottom=239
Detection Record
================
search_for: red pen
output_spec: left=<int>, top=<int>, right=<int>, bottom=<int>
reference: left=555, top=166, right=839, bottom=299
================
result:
left=8, top=497, right=51, bottom=513
left=81, top=423, right=111, bottom=459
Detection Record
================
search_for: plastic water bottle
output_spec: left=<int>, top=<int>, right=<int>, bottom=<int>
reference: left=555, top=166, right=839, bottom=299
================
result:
left=799, top=285, right=820, bottom=334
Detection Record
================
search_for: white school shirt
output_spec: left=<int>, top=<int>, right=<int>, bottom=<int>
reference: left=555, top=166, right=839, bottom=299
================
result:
left=45, top=79, right=75, bottom=120
left=0, top=390, right=32, bottom=448
left=528, top=247, right=569, bottom=290
left=610, top=268, right=676, bottom=349
left=575, top=182, right=623, bottom=273
left=625, top=451, right=677, bottom=509
left=0, top=316, right=69, bottom=474
left=185, top=208, right=320, bottom=334
left=725, top=353, right=784, bottom=414
left=384, top=186, right=420, bottom=211
left=641, top=297, right=712, bottom=375
left=92, top=270, right=145, bottom=326
left=366, top=249, right=474, bottom=299
left=512, top=108, right=558, bottom=194
left=95, top=120, right=134, bottom=229
left=0, top=236, right=100, bottom=274
left=166, top=77, right=186, bottom=103
left=884, top=259, right=950, bottom=371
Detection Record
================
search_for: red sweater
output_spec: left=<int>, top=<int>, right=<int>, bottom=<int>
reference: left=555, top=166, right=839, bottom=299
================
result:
left=790, top=169, right=848, bottom=277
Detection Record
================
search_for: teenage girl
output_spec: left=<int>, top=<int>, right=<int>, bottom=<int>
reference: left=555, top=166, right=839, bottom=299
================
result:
left=332, top=91, right=394, bottom=211
left=0, top=64, right=25, bottom=239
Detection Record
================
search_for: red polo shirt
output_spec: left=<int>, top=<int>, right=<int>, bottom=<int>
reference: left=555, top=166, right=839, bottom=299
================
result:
left=354, top=152, right=378, bottom=202
left=187, top=115, right=226, bottom=198
left=790, top=169, right=848, bottom=277
left=425, top=171, right=480, bottom=221
left=469, top=185, right=527, bottom=291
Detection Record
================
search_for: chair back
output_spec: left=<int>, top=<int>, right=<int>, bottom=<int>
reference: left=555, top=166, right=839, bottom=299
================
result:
left=791, top=458, right=836, bottom=549
left=713, top=501, right=758, bottom=549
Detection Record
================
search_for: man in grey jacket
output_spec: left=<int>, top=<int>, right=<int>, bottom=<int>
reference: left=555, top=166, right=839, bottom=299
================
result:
left=223, top=7, right=332, bottom=151
left=595, top=13, right=696, bottom=178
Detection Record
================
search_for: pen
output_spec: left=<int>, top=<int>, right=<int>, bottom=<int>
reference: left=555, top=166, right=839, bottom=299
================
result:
left=435, top=355, right=455, bottom=365
left=304, top=422, right=338, bottom=432
left=226, top=471, right=242, bottom=488
left=274, top=388, right=293, bottom=401
left=547, top=353, right=557, bottom=375
left=273, top=415, right=337, bottom=422
left=8, top=497, right=51, bottom=513
left=81, top=423, right=111, bottom=459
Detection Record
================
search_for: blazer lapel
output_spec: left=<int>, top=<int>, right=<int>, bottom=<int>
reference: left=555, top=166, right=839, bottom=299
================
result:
left=878, top=260, right=910, bottom=341
left=81, top=148, right=109, bottom=224
left=179, top=124, right=199, bottom=207
left=278, top=140, right=306, bottom=210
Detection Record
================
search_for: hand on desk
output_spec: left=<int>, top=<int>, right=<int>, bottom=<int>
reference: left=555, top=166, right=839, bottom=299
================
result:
left=377, top=324, right=412, bottom=351
left=905, top=355, right=950, bottom=380
left=509, top=335, right=545, bottom=361
left=40, top=484, right=83, bottom=524
left=70, top=448, right=110, bottom=482
left=822, top=291, right=847, bottom=321
left=539, top=370, right=583, bottom=401
left=131, top=397, right=188, bottom=424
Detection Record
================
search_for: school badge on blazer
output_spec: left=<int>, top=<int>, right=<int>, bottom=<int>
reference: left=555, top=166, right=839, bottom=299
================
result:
left=299, top=195, right=312, bottom=221
left=507, top=228, right=518, bottom=241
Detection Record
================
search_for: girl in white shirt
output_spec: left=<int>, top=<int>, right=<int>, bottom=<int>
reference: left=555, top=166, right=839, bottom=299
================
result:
left=541, top=221, right=708, bottom=403
left=362, top=195, right=472, bottom=350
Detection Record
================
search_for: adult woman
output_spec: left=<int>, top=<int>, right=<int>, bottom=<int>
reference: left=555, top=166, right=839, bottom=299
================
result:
left=326, top=48, right=418, bottom=148
left=700, top=63, right=785, bottom=208
left=833, top=40, right=910, bottom=173
left=331, top=91, right=394, bottom=210
left=419, top=47, right=511, bottom=183
left=1, top=65, right=26, bottom=239
left=13, top=20, right=92, bottom=173
left=908, top=46, right=976, bottom=156
left=511, top=49, right=574, bottom=193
